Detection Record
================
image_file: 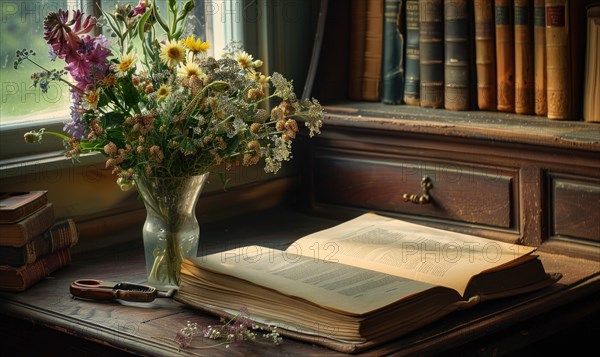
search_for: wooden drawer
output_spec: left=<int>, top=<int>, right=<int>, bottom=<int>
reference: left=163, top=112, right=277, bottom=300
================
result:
left=311, top=148, right=518, bottom=229
left=550, top=174, right=600, bottom=242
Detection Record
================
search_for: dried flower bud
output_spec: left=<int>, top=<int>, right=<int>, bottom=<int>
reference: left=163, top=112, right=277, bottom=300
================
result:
left=104, top=142, right=118, bottom=156
left=250, top=123, right=261, bottom=133
left=276, top=119, right=285, bottom=132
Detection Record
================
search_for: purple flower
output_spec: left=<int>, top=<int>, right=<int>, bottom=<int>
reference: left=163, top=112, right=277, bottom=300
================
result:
left=64, top=90, right=85, bottom=139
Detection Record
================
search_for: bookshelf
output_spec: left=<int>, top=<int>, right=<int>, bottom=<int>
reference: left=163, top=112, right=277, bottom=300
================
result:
left=303, top=0, right=600, bottom=260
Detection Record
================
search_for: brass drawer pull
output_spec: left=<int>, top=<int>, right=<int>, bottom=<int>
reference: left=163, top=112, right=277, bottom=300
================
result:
left=403, top=176, right=433, bottom=204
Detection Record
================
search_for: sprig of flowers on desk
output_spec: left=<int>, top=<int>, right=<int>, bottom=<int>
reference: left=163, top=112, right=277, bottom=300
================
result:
left=173, top=307, right=282, bottom=350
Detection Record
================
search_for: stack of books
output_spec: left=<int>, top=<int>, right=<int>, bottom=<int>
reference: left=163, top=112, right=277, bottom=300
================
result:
left=0, top=191, right=78, bottom=291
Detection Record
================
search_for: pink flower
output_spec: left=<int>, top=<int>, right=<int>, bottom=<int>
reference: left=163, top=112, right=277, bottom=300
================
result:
left=64, top=36, right=110, bottom=89
left=43, top=9, right=96, bottom=62
left=132, top=1, right=147, bottom=16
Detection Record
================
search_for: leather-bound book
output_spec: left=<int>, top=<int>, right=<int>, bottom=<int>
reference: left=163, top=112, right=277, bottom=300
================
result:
left=419, top=0, right=444, bottom=108
left=404, top=0, right=421, bottom=105
left=545, top=0, right=572, bottom=119
left=515, top=0, right=534, bottom=114
left=444, top=0, right=470, bottom=110
left=349, top=0, right=384, bottom=101
left=474, top=0, right=497, bottom=111
left=0, top=248, right=71, bottom=291
left=0, top=219, right=78, bottom=267
left=495, top=0, right=515, bottom=112
left=534, top=0, right=547, bottom=116
left=382, top=0, right=405, bottom=104
left=583, top=3, right=600, bottom=122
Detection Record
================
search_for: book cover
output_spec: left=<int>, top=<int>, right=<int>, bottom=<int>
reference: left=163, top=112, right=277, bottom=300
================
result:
left=474, top=0, right=497, bottom=111
left=349, top=0, right=384, bottom=101
left=0, top=203, right=55, bottom=247
left=495, top=0, right=516, bottom=112
left=404, top=0, right=421, bottom=105
left=545, top=0, right=572, bottom=119
left=534, top=0, right=547, bottom=116
left=444, top=0, right=470, bottom=110
left=382, top=0, right=406, bottom=104
left=515, top=0, right=535, bottom=114
left=0, top=191, right=48, bottom=224
left=583, top=3, right=600, bottom=122
left=0, top=219, right=78, bottom=267
left=419, top=0, right=445, bottom=108
left=0, top=248, right=71, bottom=292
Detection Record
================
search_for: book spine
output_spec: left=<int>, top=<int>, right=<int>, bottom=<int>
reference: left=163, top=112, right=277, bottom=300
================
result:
left=419, top=0, right=445, bottom=108
left=514, top=0, right=535, bottom=114
left=0, top=219, right=77, bottom=267
left=474, top=0, right=497, bottom=111
left=495, top=0, right=515, bottom=112
left=534, top=0, right=547, bottom=116
left=348, top=0, right=368, bottom=100
left=583, top=4, right=600, bottom=122
left=444, top=0, right=470, bottom=110
left=545, top=0, right=572, bottom=119
left=363, top=0, right=384, bottom=101
left=404, top=0, right=421, bottom=105
left=0, top=203, right=55, bottom=246
left=382, top=0, right=405, bottom=104
left=0, top=249, right=71, bottom=291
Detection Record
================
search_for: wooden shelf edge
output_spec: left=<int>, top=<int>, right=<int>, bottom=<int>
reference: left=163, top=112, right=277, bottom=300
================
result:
left=321, top=101, right=600, bottom=153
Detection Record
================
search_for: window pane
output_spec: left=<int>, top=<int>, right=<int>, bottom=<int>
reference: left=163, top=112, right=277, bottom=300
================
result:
left=0, top=0, right=212, bottom=127
left=0, top=0, right=72, bottom=126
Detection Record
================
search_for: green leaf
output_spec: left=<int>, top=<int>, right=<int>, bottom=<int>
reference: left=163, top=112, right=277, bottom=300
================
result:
left=122, top=80, right=140, bottom=112
left=203, top=81, right=230, bottom=93
left=98, top=92, right=109, bottom=108
left=152, top=1, right=170, bottom=35
left=102, top=111, right=126, bottom=127
left=100, top=10, right=123, bottom=41
left=138, top=7, right=153, bottom=44
left=223, top=135, right=240, bottom=155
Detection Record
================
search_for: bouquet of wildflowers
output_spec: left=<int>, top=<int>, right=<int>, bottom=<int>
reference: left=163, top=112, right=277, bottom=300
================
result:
left=18, top=0, right=323, bottom=188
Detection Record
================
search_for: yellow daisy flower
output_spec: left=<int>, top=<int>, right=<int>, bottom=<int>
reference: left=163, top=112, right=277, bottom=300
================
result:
left=182, top=35, right=210, bottom=56
left=83, top=89, right=101, bottom=110
left=177, top=60, right=202, bottom=79
left=116, top=51, right=137, bottom=76
left=156, top=84, right=171, bottom=100
left=159, top=39, right=186, bottom=67
left=235, top=51, right=254, bottom=69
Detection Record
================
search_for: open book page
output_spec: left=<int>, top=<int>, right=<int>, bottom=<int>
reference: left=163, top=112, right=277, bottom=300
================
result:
left=190, top=248, right=446, bottom=315
left=289, top=213, right=536, bottom=295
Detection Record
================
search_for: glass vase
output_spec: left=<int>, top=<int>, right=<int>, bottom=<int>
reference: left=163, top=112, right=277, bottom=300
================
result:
left=135, top=174, right=209, bottom=290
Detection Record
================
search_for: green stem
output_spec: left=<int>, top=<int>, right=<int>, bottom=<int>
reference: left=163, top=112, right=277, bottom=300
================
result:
left=44, top=131, right=71, bottom=141
left=25, top=57, right=83, bottom=94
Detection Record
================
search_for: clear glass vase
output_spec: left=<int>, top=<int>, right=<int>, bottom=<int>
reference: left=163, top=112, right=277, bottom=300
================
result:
left=134, top=174, right=209, bottom=290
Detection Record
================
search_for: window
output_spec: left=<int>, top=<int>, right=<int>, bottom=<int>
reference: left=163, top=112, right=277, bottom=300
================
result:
left=0, top=0, right=73, bottom=126
left=0, top=0, right=231, bottom=172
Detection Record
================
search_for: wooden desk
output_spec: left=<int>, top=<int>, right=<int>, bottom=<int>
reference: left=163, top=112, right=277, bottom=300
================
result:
left=1, top=208, right=599, bottom=356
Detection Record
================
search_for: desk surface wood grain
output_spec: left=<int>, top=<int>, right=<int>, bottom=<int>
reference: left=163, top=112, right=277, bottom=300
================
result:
left=1, top=208, right=598, bottom=356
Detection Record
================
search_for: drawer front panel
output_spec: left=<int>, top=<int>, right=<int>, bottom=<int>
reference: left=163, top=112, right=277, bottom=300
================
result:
left=313, top=150, right=516, bottom=229
left=551, top=176, right=600, bottom=242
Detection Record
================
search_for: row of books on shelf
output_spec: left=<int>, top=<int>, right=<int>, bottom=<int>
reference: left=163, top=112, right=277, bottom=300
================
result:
left=350, top=0, right=599, bottom=122
left=0, top=191, right=78, bottom=291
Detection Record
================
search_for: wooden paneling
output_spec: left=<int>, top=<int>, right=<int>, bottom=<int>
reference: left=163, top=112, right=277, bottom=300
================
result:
left=550, top=175, right=600, bottom=242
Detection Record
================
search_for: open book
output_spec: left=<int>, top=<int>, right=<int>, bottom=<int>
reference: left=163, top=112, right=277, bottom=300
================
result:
left=176, top=213, right=560, bottom=353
